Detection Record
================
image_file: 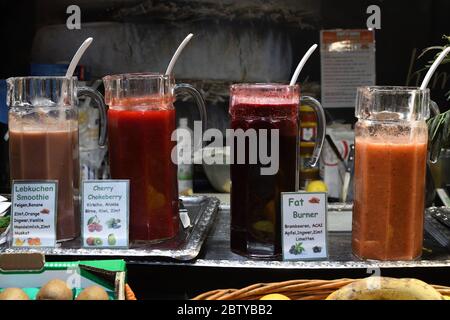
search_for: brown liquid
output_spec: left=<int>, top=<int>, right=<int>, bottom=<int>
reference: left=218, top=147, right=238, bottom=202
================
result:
left=9, top=127, right=80, bottom=241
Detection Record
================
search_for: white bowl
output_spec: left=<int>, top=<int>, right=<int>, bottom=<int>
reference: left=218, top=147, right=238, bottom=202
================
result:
left=195, top=147, right=231, bottom=193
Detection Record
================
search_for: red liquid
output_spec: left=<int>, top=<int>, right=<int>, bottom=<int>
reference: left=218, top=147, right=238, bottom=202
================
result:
left=230, top=100, right=298, bottom=259
left=107, top=97, right=179, bottom=242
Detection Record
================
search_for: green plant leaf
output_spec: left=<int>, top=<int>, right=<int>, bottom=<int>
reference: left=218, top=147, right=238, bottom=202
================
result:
left=427, top=111, right=450, bottom=161
left=443, top=114, right=450, bottom=148
left=0, top=216, right=10, bottom=228
left=418, top=46, right=445, bottom=59
left=87, top=215, right=98, bottom=225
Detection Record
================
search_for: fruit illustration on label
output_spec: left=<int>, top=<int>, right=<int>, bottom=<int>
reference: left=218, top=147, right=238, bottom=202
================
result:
left=27, top=237, right=41, bottom=246
left=108, top=234, right=117, bottom=246
left=40, top=208, right=50, bottom=214
left=86, top=237, right=103, bottom=246
left=106, top=218, right=121, bottom=229
left=86, top=237, right=95, bottom=246
left=87, top=216, right=103, bottom=232
left=309, top=197, right=320, bottom=204
left=14, top=238, right=25, bottom=246
left=289, top=242, right=305, bottom=255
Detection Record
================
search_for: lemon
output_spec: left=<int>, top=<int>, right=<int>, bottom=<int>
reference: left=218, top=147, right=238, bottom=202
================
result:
left=444, top=295, right=450, bottom=300
left=263, top=200, right=276, bottom=222
left=222, top=180, right=231, bottom=193
left=306, top=180, right=328, bottom=192
left=147, top=185, right=166, bottom=209
left=260, top=294, right=291, bottom=300
left=252, top=220, right=274, bottom=234
left=180, top=188, right=193, bottom=196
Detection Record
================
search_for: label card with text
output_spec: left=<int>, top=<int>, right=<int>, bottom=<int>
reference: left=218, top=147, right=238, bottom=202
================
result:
left=11, top=181, right=58, bottom=248
left=321, top=29, right=375, bottom=108
left=82, top=180, right=129, bottom=248
left=281, top=192, right=328, bottom=260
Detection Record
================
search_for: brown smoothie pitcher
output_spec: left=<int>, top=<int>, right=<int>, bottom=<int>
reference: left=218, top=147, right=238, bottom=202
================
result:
left=7, top=77, right=107, bottom=241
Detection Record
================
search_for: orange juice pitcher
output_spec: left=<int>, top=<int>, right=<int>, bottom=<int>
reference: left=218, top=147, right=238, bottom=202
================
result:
left=352, top=86, right=431, bottom=260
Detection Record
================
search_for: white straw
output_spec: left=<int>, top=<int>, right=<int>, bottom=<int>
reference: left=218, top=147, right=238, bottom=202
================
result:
left=65, top=37, right=93, bottom=78
left=289, top=44, right=318, bottom=86
left=420, top=47, right=450, bottom=90
left=165, top=33, right=194, bottom=76
left=59, top=37, right=93, bottom=119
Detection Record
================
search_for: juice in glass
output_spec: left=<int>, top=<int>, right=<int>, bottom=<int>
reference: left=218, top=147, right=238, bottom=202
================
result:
left=103, top=73, right=206, bottom=243
left=230, top=85, right=299, bottom=258
left=352, top=86, right=430, bottom=260
left=229, top=84, right=326, bottom=259
left=7, top=77, right=106, bottom=241
left=107, top=96, right=179, bottom=242
left=9, top=123, right=80, bottom=240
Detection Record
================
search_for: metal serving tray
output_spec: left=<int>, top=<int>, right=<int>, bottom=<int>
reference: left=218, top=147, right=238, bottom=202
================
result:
left=174, top=204, right=450, bottom=269
left=0, top=195, right=220, bottom=261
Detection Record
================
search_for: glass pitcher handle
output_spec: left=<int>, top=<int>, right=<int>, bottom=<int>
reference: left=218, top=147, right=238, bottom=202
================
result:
left=430, top=100, right=440, bottom=116
left=428, top=99, right=441, bottom=164
left=78, top=86, right=107, bottom=147
left=174, top=83, right=207, bottom=149
left=300, top=96, right=326, bottom=167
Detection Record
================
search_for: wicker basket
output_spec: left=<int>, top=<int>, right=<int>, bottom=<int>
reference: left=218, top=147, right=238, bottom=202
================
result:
left=193, top=278, right=450, bottom=300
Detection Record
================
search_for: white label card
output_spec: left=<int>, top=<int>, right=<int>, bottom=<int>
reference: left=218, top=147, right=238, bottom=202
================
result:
left=320, top=29, right=376, bottom=108
left=11, top=181, right=58, bottom=247
left=82, top=180, right=129, bottom=248
left=281, top=192, right=328, bottom=260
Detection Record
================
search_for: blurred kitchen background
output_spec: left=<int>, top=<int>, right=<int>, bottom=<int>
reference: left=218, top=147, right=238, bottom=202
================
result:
left=0, top=0, right=449, bottom=199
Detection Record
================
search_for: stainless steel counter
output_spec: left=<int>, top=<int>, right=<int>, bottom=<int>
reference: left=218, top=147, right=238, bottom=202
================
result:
left=128, top=205, right=450, bottom=270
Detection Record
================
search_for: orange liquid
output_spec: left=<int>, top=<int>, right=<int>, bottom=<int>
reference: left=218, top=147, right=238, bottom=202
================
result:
left=352, top=138, right=427, bottom=260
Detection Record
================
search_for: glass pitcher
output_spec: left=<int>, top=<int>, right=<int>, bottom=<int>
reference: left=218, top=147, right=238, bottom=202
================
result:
left=102, top=73, right=206, bottom=243
left=229, top=83, right=326, bottom=259
left=7, top=76, right=107, bottom=241
left=352, top=86, right=430, bottom=260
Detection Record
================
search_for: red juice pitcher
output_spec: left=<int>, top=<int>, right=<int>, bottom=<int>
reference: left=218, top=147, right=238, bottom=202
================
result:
left=229, top=84, right=326, bottom=259
left=103, top=73, right=206, bottom=243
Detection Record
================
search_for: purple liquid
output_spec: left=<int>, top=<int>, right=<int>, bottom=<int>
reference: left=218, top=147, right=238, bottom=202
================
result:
left=230, top=101, right=298, bottom=259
